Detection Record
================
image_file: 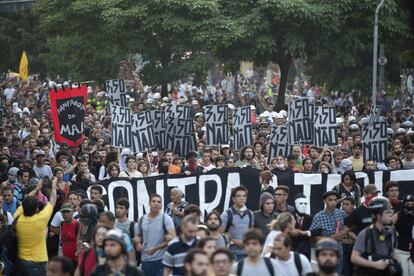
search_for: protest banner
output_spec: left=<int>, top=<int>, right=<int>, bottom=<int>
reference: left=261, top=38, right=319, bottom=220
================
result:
left=131, top=110, right=156, bottom=153
left=110, top=104, right=132, bottom=149
left=204, top=104, right=230, bottom=146
left=362, top=120, right=388, bottom=162
left=94, top=168, right=414, bottom=220
left=150, top=110, right=166, bottom=150
left=49, top=85, right=87, bottom=147
left=288, top=98, right=313, bottom=144
left=233, top=106, right=252, bottom=149
left=313, top=106, right=338, bottom=147
left=268, top=125, right=290, bottom=164
left=106, top=79, right=127, bottom=107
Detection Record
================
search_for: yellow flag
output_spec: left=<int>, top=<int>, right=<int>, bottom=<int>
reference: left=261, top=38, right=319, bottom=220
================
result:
left=19, top=51, right=29, bottom=81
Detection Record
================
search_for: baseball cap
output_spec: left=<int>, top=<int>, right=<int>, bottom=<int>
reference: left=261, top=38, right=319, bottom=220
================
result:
left=61, top=204, right=73, bottom=212
left=35, top=149, right=46, bottom=157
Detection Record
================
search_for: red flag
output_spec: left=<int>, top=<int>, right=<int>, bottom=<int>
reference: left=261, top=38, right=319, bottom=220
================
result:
left=49, top=85, right=87, bottom=147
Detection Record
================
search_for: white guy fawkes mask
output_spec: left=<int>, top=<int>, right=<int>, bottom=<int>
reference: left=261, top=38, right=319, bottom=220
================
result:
left=295, top=197, right=309, bottom=215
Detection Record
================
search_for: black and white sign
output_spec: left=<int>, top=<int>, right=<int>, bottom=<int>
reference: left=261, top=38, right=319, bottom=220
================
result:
left=106, top=79, right=127, bottom=107
left=110, top=104, right=132, bottom=149
left=362, top=120, right=388, bottom=162
left=268, top=125, right=290, bottom=164
left=288, top=98, right=313, bottom=144
left=131, top=110, right=156, bottom=153
left=313, top=106, right=338, bottom=147
left=150, top=110, right=166, bottom=150
left=165, top=117, right=196, bottom=157
left=233, top=106, right=252, bottom=149
left=92, top=168, right=414, bottom=220
left=165, top=103, right=191, bottom=119
left=204, top=105, right=230, bottom=146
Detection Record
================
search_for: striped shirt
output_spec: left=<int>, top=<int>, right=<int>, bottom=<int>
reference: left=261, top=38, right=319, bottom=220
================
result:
left=162, top=236, right=197, bottom=276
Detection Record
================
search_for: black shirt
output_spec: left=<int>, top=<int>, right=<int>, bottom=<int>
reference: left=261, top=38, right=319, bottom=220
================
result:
left=344, top=204, right=372, bottom=235
left=395, top=211, right=414, bottom=251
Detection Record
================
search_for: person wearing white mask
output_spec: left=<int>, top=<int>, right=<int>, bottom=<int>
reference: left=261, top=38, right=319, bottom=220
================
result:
left=290, top=193, right=321, bottom=260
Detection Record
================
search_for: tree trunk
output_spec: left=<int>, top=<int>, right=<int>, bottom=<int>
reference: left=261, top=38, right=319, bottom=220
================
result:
left=276, top=59, right=291, bottom=111
left=159, top=48, right=171, bottom=98
left=233, top=71, right=239, bottom=106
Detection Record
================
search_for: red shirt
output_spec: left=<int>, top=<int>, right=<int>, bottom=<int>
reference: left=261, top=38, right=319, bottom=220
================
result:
left=61, top=220, right=79, bottom=260
left=77, top=247, right=97, bottom=276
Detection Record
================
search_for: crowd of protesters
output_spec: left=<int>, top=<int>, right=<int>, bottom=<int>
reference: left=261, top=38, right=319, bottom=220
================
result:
left=0, top=72, right=412, bottom=276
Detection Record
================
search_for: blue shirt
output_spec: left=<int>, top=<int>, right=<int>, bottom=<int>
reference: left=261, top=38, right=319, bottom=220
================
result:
left=309, top=208, right=346, bottom=237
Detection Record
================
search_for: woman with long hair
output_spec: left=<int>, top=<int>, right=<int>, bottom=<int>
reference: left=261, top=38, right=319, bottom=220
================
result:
left=106, top=162, right=120, bottom=179
left=74, top=224, right=111, bottom=276
left=262, top=212, right=296, bottom=256
left=137, top=160, right=150, bottom=177
left=98, top=150, right=119, bottom=180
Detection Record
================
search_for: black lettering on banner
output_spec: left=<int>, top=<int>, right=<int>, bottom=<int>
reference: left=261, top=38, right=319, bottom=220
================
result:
left=288, top=98, right=313, bottom=144
left=131, top=110, right=156, bottom=153
left=97, top=169, right=414, bottom=220
left=268, top=125, right=290, bottom=164
left=150, top=110, right=166, bottom=150
left=106, top=79, right=127, bottom=107
left=233, top=106, right=252, bottom=149
left=165, top=103, right=190, bottom=119
left=110, top=104, right=132, bottom=149
left=203, top=105, right=230, bottom=145
left=313, top=106, right=338, bottom=146
left=362, top=120, right=387, bottom=162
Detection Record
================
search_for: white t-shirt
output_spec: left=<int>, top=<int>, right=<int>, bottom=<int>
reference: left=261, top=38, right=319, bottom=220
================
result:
left=51, top=210, right=79, bottom=227
left=262, top=230, right=281, bottom=256
left=119, top=170, right=143, bottom=178
left=273, top=252, right=313, bottom=276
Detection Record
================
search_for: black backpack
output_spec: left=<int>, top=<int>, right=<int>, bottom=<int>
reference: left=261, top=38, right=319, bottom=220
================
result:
left=269, top=251, right=302, bottom=275
left=224, top=209, right=254, bottom=233
left=237, top=257, right=274, bottom=276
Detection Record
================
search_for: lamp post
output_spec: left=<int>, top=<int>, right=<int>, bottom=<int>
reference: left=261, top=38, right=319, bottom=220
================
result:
left=371, top=0, right=386, bottom=105
left=378, top=44, right=387, bottom=94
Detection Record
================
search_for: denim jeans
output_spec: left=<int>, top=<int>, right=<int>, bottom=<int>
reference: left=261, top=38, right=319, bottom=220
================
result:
left=342, top=243, right=354, bottom=276
left=18, top=259, right=47, bottom=276
left=142, top=258, right=164, bottom=276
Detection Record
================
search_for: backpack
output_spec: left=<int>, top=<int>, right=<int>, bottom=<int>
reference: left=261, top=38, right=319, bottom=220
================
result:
left=129, top=221, right=135, bottom=239
left=4, top=216, right=19, bottom=262
left=224, top=209, right=254, bottom=233
left=138, top=213, right=168, bottom=239
left=237, top=257, right=274, bottom=276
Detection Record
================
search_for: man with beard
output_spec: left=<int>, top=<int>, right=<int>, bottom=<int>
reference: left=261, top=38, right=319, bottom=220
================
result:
left=184, top=249, right=210, bottom=276
left=390, top=142, right=404, bottom=160
left=91, top=229, right=143, bottom=276
left=351, top=197, right=400, bottom=275
left=235, top=146, right=258, bottom=168
left=205, top=211, right=230, bottom=248
left=346, top=143, right=364, bottom=171
left=306, top=238, right=340, bottom=276
left=394, top=195, right=414, bottom=276
left=291, top=193, right=321, bottom=260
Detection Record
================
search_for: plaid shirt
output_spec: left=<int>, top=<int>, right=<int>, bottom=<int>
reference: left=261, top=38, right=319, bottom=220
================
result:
left=310, top=208, right=346, bottom=237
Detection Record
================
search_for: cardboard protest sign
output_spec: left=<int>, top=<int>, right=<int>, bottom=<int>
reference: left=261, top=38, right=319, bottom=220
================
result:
left=204, top=105, right=230, bottom=146
left=362, top=120, right=387, bottom=162
left=131, top=110, right=156, bottom=153
left=110, top=104, right=132, bottom=149
left=165, top=117, right=196, bottom=157
left=288, top=98, right=313, bottom=144
left=106, top=79, right=127, bottom=107
left=233, top=106, right=252, bottom=149
left=268, top=125, right=290, bottom=164
left=150, top=110, right=166, bottom=150
left=313, top=106, right=338, bottom=147
left=49, top=85, right=87, bottom=147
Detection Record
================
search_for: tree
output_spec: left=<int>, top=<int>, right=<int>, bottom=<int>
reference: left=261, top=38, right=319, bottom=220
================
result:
left=304, top=0, right=414, bottom=95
